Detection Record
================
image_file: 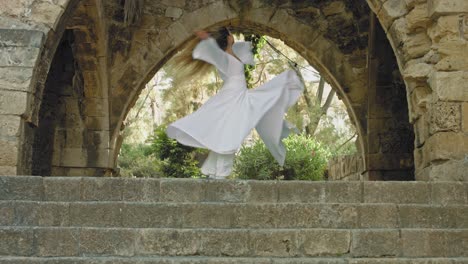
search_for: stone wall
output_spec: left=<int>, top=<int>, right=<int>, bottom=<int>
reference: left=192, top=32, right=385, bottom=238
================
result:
left=328, top=154, right=364, bottom=181
left=0, top=0, right=466, bottom=180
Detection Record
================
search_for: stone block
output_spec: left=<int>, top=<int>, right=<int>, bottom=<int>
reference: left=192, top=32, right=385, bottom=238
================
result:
left=299, top=229, right=351, bottom=256
left=463, top=103, right=468, bottom=132
left=0, top=166, right=16, bottom=175
left=377, top=0, right=408, bottom=30
left=37, top=202, right=69, bottom=226
left=428, top=0, right=468, bottom=17
left=29, top=1, right=64, bottom=29
left=0, top=115, right=21, bottom=138
left=80, top=177, right=123, bottom=201
left=85, top=116, right=108, bottom=130
left=401, top=229, right=448, bottom=257
left=246, top=181, right=277, bottom=203
left=363, top=182, right=430, bottom=204
left=277, top=182, right=326, bottom=203
left=79, top=228, right=136, bottom=256
left=194, top=203, right=238, bottom=228
left=0, top=29, right=44, bottom=48
left=198, top=230, right=250, bottom=256
left=316, top=204, right=358, bottom=228
left=0, top=139, right=18, bottom=166
left=160, top=179, right=205, bottom=202
left=423, top=132, right=467, bottom=163
left=34, top=227, right=79, bottom=256
left=414, top=113, right=429, bottom=147
left=417, top=159, right=467, bottom=181
left=406, top=3, right=429, bottom=32
left=161, top=0, right=185, bottom=8
left=0, top=227, right=34, bottom=256
left=0, top=67, right=34, bottom=92
left=165, top=7, right=183, bottom=19
left=122, top=203, right=186, bottom=228
left=402, top=62, right=432, bottom=81
left=351, top=230, right=400, bottom=257
left=358, top=204, right=398, bottom=228
left=122, top=178, right=160, bottom=202
left=428, top=71, right=468, bottom=102
left=398, top=204, right=457, bottom=228
left=205, top=180, right=248, bottom=203
left=0, top=176, right=44, bottom=201
left=250, top=230, right=300, bottom=257
left=0, top=47, right=40, bottom=67
left=0, top=90, right=28, bottom=115
left=431, top=182, right=467, bottom=205
left=0, top=201, right=14, bottom=225
left=429, top=101, right=461, bottom=134
left=43, top=177, right=81, bottom=201
left=322, top=1, right=346, bottom=16
left=325, top=181, right=362, bottom=203
left=429, top=16, right=465, bottom=42
left=69, top=203, right=122, bottom=227
left=135, top=229, right=199, bottom=256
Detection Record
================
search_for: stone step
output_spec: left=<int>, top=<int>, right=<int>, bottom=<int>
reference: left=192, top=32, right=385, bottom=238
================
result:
left=1, top=176, right=467, bottom=204
left=1, top=201, right=467, bottom=229
left=0, top=227, right=467, bottom=258
left=1, top=256, right=468, bottom=264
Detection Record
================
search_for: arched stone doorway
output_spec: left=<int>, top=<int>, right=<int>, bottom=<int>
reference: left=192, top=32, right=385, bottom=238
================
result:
left=0, top=0, right=466, bottom=181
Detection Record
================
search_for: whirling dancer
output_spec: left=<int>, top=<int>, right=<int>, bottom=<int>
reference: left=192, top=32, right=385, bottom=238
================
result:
left=167, top=27, right=304, bottom=179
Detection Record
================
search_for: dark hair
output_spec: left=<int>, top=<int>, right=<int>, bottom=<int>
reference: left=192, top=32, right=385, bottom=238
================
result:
left=210, top=26, right=231, bottom=50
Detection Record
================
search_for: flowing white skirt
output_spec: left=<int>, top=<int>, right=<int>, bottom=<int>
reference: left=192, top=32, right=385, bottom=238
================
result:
left=167, top=69, right=303, bottom=176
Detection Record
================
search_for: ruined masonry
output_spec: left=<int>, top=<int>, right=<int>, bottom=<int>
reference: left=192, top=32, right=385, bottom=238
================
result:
left=0, top=176, right=467, bottom=263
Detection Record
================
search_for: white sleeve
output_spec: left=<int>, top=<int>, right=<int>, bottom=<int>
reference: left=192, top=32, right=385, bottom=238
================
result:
left=192, top=37, right=229, bottom=75
left=232, top=41, right=255, bottom=66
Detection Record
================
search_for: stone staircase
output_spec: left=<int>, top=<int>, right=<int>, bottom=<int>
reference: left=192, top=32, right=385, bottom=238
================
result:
left=0, top=176, right=467, bottom=263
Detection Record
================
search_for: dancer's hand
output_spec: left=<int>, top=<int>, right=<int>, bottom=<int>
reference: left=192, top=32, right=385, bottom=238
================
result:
left=195, top=30, right=210, bottom=40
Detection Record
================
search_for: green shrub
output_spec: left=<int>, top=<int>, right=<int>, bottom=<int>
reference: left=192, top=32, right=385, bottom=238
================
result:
left=234, top=134, right=331, bottom=180
left=150, top=126, right=206, bottom=178
left=118, top=143, right=161, bottom=177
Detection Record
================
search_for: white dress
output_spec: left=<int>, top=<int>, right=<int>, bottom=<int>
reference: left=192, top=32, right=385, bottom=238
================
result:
left=166, top=37, right=304, bottom=177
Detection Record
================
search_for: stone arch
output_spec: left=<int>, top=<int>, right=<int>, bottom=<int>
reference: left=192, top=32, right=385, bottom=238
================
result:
left=2, top=0, right=465, bottom=180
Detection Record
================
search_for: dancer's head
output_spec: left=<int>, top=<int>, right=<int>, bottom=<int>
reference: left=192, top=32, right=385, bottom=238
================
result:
left=209, top=27, right=234, bottom=51
left=172, top=26, right=234, bottom=79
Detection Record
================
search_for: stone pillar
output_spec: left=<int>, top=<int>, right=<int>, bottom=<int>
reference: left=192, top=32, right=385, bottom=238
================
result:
left=0, top=29, right=44, bottom=175
left=411, top=0, right=468, bottom=181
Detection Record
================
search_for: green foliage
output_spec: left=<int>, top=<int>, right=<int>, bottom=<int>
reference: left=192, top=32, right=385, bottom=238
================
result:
left=234, top=134, right=331, bottom=180
left=244, top=34, right=266, bottom=88
left=150, top=126, right=206, bottom=178
left=118, top=143, right=161, bottom=177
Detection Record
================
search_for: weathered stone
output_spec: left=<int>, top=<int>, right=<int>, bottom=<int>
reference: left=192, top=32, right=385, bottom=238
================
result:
left=79, top=228, right=136, bottom=256
left=363, top=182, right=430, bottom=204
left=423, top=132, right=467, bottom=163
left=205, top=180, right=248, bottom=203
left=403, top=61, right=433, bottom=80
left=325, top=181, right=362, bottom=203
left=428, top=0, right=468, bottom=18
left=69, top=203, right=122, bottom=227
left=135, top=229, right=198, bottom=256
left=429, top=101, right=461, bottom=134
left=37, top=202, right=70, bottom=226
left=246, top=181, right=277, bottom=203
left=300, top=230, right=351, bottom=256
left=29, top=1, right=64, bottom=29
left=0, top=139, right=18, bottom=166
left=0, top=47, right=40, bottom=67
left=463, top=103, right=468, bottom=133
left=399, top=204, right=458, bottom=228
left=0, top=29, right=44, bottom=48
left=0, top=166, right=16, bottom=175
left=414, top=114, right=429, bottom=146
left=378, top=0, right=408, bottom=30
left=160, top=179, right=205, bottom=202
left=122, top=203, right=186, bottom=228
left=322, top=1, right=346, bottom=16
left=43, top=177, right=81, bottom=201
left=0, top=227, right=34, bottom=256
left=250, top=230, right=300, bottom=257
left=80, top=177, right=124, bottom=201
left=358, top=204, right=398, bottom=228
left=401, top=229, right=448, bottom=257
left=429, top=15, right=464, bottom=42
left=165, top=7, right=183, bottom=19
left=34, top=227, right=79, bottom=256
left=122, top=178, right=160, bottom=202
left=0, top=67, right=34, bottom=92
left=277, top=182, right=326, bottom=203
left=406, top=3, right=429, bottom=32
left=0, top=90, right=28, bottom=115
left=0, top=176, right=43, bottom=200
left=417, top=159, right=467, bottom=181
left=428, top=71, right=468, bottom=102
left=161, top=0, right=186, bottom=8
left=431, top=182, right=468, bottom=205
left=198, top=230, right=250, bottom=256
left=351, top=230, right=400, bottom=257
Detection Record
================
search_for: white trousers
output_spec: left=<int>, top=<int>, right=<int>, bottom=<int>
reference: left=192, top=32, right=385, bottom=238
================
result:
left=201, top=151, right=235, bottom=178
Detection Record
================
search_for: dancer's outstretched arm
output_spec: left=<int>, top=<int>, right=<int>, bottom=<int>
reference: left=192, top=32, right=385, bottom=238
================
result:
left=192, top=30, right=230, bottom=75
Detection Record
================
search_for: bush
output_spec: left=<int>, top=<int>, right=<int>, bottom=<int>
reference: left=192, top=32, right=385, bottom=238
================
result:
left=118, top=143, right=161, bottom=177
left=234, top=134, right=331, bottom=180
left=150, top=126, right=206, bottom=178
